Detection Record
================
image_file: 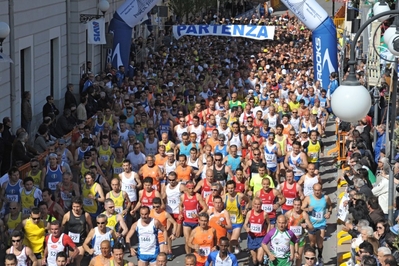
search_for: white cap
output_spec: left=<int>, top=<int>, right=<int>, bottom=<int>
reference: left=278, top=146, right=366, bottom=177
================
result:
left=301, top=128, right=308, bottom=133
left=266, top=65, right=270, bottom=69
left=282, top=69, right=287, bottom=75
left=168, top=82, right=174, bottom=87
left=250, top=55, right=255, bottom=58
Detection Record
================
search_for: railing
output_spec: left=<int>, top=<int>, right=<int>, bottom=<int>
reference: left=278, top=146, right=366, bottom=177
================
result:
left=18, top=118, right=94, bottom=178
left=327, top=122, right=348, bottom=164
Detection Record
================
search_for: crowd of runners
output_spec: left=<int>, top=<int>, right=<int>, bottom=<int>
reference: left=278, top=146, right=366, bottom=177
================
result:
left=0, top=8, right=352, bottom=266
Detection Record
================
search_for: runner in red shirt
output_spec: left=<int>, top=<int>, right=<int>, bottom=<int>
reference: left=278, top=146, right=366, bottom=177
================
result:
left=254, top=178, right=285, bottom=228
left=132, top=177, right=162, bottom=213
left=280, top=169, right=303, bottom=214
left=244, top=197, right=270, bottom=266
left=179, top=181, right=208, bottom=254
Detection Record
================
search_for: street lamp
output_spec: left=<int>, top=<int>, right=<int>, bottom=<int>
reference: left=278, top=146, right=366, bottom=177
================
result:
left=0, top=22, right=10, bottom=53
left=330, top=9, right=399, bottom=123
left=80, top=0, right=110, bottom=23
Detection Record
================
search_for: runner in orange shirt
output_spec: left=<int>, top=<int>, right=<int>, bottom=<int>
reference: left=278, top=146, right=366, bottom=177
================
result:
left=149, top=197, right=177, bottom=260
left=139, top=155, right=163, bottom=191
left=188, top=213, right=217, bottom=266
left=208, top=195, right=232, bottom=242
left=175, top=154, right=194, bottom=184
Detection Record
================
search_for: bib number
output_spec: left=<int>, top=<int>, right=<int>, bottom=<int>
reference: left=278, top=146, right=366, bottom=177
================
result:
left=167, top=198, right=178, bottom=206
left=115, top=206, right=123, bottom=214
left=100, top=155, right=109, bottom=161
left=261, top=204, right=273, bottom=213
left=250, top=223, right=262, bottom=233
left=68, top=232, right=81, bottom=243
left=199, top=246, right=211, bottom=257
left=22, top=208, right=31, bottom=215
left=290, top=226, right=302, bottom=236
left=83, top=198, right=94, bottom=206
left=230, top=214, right=237, bottom=223
left=186, top=210, right=197, bottom=218
left=6, top=195, right=18, bottom=202
left=48, top=182, right=58, bottom=191
left=203, top=190, right=212, bottom=198
left=140, top=234, right=152, bottom=243
left=285, top=198, right=294, bottom=206
left=313, top=211, right=324, bottom=220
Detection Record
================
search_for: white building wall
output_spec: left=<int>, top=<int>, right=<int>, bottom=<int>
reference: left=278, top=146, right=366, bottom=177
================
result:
left=0, top=0, right=128, bottom=134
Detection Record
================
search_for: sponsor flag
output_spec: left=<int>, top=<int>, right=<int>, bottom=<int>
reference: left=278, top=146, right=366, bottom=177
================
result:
left=87, top=18, right=106, bottom=44
left=312, top=17, right=338, bottom=90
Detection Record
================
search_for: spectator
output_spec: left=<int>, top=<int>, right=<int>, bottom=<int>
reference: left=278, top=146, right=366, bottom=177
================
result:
left=42, top=95, right=60, bottom=120
left=34, top=124, right=51, bottom=153
left=64, top=83, right=77, bottom=110
left=372, top=161, right=390, bottom=218
left=1, top=117, right=15, bottom=174
left=12, top=131, right=35, bottom=166
left=53, top=109, right=75, bottom=138
left=21, top=91, right=32, bottom=133
left=76, top=96, right=88, bottom=123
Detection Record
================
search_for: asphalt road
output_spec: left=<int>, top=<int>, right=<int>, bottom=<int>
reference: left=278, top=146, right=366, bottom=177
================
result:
left=115, top=121, right=339, bottom=266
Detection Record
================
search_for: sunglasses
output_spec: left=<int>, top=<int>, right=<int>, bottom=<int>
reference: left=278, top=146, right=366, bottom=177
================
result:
left=31, top=217, right=40, bottom=221
left=305, top=257, right=315, bottom=260
left=215, top=159, right=222, bottom=161
left=97, top=222, right=106, bottom=225
left=12, top=239, right=21, bottom=243
left=253, top=153, right=260, bottom=156
left=31, top=165, right=39, bottom=168
left=9, top=207, right=16, bottom=210
left=211, top=189, right=219, bottom=191
left=153, top=205, right=161, bottom=208
left=168, top=179, right=176, bottom=182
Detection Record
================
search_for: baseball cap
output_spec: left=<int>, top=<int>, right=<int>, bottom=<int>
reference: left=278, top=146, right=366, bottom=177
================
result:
left=390, top=224, right=399, bottom=235
left=128, top=131, right=136, bottom=137
left=58, top=139, right=66, bottom=145
left=301, top=128, right=308, bottom=133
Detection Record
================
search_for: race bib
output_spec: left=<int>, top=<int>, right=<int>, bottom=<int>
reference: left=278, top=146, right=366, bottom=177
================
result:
left=48, top=182, right=58, bottom=191
left=230, top=214, right=237, bottom=223
left=140, top=234, right=152, bottom=243
left=68, top=232, right=80, bottom=243
left=310, top=153, right=318, bottom=159
left=115, top=206, right=123, bottom=214
left=61, top=191, right=72, bottom=200
left=22, top=208, right=31, bottom=215
left=186, top=210, right=197, bottom=218
left=83, top=198, right=94, bottom=206
left=266, top=154, right=274, bottom=162
left=203, top=190, right=212, bottom=198
left=261, top=204, right=273, bottom=213
left=250, top=223, right=262, bottom=233
left=100, top=155, right=109, bottom=161
left=199, top=246, right=211, bottom=257
left=285, top=198, right=294, bottom=206
left=114, top=168, right=123, bottom=174
left=167, top=198, right=178, bottom=206
left=50, top=251, right=57, bottom=258
left=313, top=211, right=324, bottom=220
left=290, top=226, right=302, bottom=236
left=123, top=184, right=134, bottom=191
left=6, top=195, right=18, bottom=202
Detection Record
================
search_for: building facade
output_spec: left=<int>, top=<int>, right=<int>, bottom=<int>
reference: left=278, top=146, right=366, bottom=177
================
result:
left=0, top=0, right=125, bottom=134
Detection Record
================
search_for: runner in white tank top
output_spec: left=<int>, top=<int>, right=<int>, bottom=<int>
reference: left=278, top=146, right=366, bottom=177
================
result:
left=120, top=171, right=138, bottom=202
left=302, top=174, right=320, bottom=196
left=165, top=182, right=182, bottom=214
left=46, top=234, right=66, bottom=266
left=9, top=246, right=29, bottom=266
left=175, top=124, right=188, bottom=143
left=145, top=138, right=158, bottom=155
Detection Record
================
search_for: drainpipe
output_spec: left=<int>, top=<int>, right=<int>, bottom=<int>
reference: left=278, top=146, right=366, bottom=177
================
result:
left=9, top=0, right=16, bottom=131
left=66, top=0, right=72, bottom=83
